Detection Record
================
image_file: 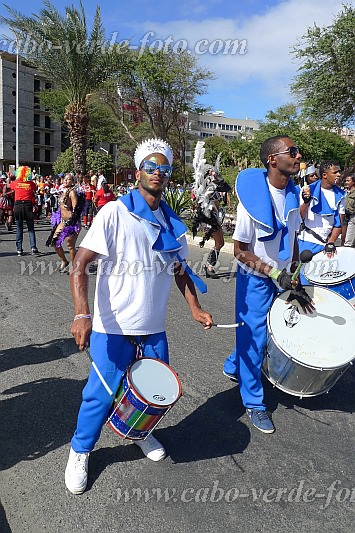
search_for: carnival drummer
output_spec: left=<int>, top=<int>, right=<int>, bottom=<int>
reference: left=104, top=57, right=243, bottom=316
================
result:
left=66, top=138, right=213, bottom=495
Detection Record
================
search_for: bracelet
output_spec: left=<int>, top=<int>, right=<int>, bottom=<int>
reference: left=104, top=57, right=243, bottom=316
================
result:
left=74, top=313, right=92, bottom=321
left=269, top=268, right=281, bottom=281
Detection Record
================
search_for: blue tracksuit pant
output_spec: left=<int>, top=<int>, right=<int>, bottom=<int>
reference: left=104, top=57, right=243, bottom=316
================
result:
left=71, top=331, right=169, bottom=453
left=223, top=267, right=277, bottom=410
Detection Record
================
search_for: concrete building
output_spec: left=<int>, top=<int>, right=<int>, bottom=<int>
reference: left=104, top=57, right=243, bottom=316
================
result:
left=187, top=110, right=259, bottom=140
left=0, top=51, right=61, bottom=175
left=185, top=110, right=259, bottom=163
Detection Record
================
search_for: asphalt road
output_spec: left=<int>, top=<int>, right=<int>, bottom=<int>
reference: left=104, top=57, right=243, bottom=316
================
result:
left=1, top=219, right=354, bottom=533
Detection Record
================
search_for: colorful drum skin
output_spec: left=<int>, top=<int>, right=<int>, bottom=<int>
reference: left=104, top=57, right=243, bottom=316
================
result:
left=107, top=358, right=182, bottom=440
left=304, top=247, right=355, bottom=302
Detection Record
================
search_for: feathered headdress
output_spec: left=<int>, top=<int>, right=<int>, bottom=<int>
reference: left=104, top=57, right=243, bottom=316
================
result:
left=15, top=166, right=32, bottom=182
left=192, top=142, right=221, bottom=217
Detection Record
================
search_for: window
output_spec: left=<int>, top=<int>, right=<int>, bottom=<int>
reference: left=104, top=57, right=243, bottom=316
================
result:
left=45, top=132, right=51, bottom=145
left=34, top=148, right=40, bottom=161
left=34, top=79, right=40, bottom=92
left=34, top=95, right=40, bottom=109
left=45, top=116, right=51, bottom=128
left=34, top=131, right=41, bottom=144
left=45, top=149, right=51, bottom=162
left=34, top=114, right=40, bottom=127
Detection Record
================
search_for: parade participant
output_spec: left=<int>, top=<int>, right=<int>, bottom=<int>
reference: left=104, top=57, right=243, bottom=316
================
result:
left=298, top=161, right=346, bottom=280
left=0, top=174, right=15, bottom=230
left=343, top=173, right=355, bottom=247
left=10, top=166, right=39, bottom=256
left=223, top=136, right=314, bottom=434
left=46, top=173, right=86, bottom=272
left=93, top=182, right=115, bottom=211
left=191, top=142, right=231, bottom=278
left=82, top=175, right=96, bottom=228
left=65, top=138, right=213, bottom=495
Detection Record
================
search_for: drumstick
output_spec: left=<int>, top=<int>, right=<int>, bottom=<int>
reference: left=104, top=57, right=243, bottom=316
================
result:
left=85, top=347, right=115, bottom=398
left=212, top=322, right=245, bottom=328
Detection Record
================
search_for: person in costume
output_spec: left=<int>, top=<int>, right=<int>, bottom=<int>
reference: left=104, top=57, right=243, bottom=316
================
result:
left=343, top=173, right=355, bottom=247
left=298, top=160, right=346, bottom=283
left=46, top=173, right=86, bottom=273
left=65, top=138, right=213, bottom=495
left=191, top=141, right=231, bottom=278
left=223, top=136, right=315, bottom=434
left=10, top=166, right=39, bottom=256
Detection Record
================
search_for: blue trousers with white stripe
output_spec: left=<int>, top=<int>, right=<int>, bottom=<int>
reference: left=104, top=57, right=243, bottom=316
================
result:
left=71, top=331, right=169, bottom=453
left=223, top=267, right=277, bottom=410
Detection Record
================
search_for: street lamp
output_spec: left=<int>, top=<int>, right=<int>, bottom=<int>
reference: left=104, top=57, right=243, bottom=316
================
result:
left=15, top=37, right=20, bottom=168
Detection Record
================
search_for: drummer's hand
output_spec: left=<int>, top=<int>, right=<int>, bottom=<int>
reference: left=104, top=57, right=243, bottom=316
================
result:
left=285, top=285, right=315, bottom=314
left=323, top=242, right=337, bottom=259
left=70, top=318, right=92, bottom=351
left=191, top=307, right=213, bottom=330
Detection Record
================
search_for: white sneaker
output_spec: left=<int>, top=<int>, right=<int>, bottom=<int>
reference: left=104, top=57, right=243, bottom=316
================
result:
left=65, top=447, right=90, bottom=494
left=135, top=434, right=166, bottom=461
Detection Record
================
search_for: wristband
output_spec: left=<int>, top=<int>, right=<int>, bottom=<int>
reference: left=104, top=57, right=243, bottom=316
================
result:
left=74, top=313, right=92, bottom=321
left=269, top=268, right=281, bottom=281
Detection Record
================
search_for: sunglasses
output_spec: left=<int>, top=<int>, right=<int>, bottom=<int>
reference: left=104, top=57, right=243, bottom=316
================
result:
left=270, top=146, right=300, bottom=158
left=139, top=160, right=172, bottom=178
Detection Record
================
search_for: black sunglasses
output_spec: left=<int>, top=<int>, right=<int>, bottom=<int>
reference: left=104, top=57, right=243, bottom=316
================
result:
left=270, top=146, right=300, bottom=158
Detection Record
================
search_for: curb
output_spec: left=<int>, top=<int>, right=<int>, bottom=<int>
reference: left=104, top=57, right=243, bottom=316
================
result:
left=186, top=233, right=234, bottom=254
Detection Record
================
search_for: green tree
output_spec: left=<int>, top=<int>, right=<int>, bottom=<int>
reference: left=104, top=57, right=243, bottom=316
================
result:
left=1, top=0, right=126, bottom=173
left=53, top=147, right=114, bottom=178
left=291, top=4, right=355, bottom=127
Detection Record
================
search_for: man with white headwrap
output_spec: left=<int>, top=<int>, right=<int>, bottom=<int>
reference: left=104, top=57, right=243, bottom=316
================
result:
left=65, top=138, right=213, bottom=495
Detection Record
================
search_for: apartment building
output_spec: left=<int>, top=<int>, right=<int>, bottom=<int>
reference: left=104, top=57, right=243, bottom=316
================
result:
left=0, top=51, right=61, bottom=175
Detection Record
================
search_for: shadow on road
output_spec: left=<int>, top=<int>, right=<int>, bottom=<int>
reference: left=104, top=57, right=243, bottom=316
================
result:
left=0, top=501, right=11, bottom=533
left=87, top=387, right=250, bottom=489
left=0, top=376, right=84, bottom=471
left=0, top=338, right=79, bottom=373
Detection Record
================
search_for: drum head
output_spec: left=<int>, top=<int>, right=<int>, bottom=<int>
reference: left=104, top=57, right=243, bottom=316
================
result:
left=268, top=286, right=355, bottom=369
left=304, top=247, right=355, bottom=285
left=129, top=358, right=181, bottom=406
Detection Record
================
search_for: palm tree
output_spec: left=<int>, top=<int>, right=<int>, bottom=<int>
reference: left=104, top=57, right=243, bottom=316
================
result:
left=1, top=0, right=125, bottom=173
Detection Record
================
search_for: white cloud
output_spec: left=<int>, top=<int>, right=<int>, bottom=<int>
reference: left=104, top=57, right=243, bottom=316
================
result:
left=127, top=0, right=346, bottom=101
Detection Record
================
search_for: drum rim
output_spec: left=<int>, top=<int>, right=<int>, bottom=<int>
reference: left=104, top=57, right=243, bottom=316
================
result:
left=126, top=357, right=182, bottom=408
left=304, top=247, right=355, bottom=285
left=267, top=287, right=355, bottom=369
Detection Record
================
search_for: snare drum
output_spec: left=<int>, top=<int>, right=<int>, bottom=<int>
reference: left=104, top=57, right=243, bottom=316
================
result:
left=107, top=358, right=182, bottom=440
left=304, top=247, right=355, bottom=302
left=263, top=286, right=355, bottom=397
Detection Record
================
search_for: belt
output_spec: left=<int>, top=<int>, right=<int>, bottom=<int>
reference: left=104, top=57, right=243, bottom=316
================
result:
left=15, top=200, right=33, bottom=204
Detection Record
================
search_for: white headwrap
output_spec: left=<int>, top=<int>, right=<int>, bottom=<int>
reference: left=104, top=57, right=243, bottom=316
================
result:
left=134, top=138, right=173, bottom=169
left=306, top=164, right=316, bottom=176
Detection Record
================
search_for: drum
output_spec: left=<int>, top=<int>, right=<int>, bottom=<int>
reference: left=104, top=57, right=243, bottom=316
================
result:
left=304, top=247, right=355, bottom=302
left=107, top=358, right=182, bottom=440
left=263, top=286, right=355, bottom=398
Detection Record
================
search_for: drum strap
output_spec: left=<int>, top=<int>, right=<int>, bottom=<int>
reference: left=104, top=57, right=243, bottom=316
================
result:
left=298, top=221, right=327, bottom=244
left=127, top=335, right=149, bottom=360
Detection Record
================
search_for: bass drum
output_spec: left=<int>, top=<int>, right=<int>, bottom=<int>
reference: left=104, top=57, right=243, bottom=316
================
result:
left=263, top=286, right=355, bottom=398
left=303, top=247, right=355, bottom=303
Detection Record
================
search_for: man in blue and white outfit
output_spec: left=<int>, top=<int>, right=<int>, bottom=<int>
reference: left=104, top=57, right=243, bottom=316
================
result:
left=66, top=138, right=213, bottom=495
left=223, top=136, right=314, bottom=434
left=298, top=160, right=345, bottom=284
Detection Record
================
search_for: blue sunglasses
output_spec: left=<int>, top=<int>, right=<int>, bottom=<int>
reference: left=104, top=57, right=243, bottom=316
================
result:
left=139, top=160, right=172, bottom=178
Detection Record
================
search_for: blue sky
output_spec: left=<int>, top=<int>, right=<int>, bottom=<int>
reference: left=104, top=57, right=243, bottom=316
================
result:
left=0, top=0, right=347, bottom=122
